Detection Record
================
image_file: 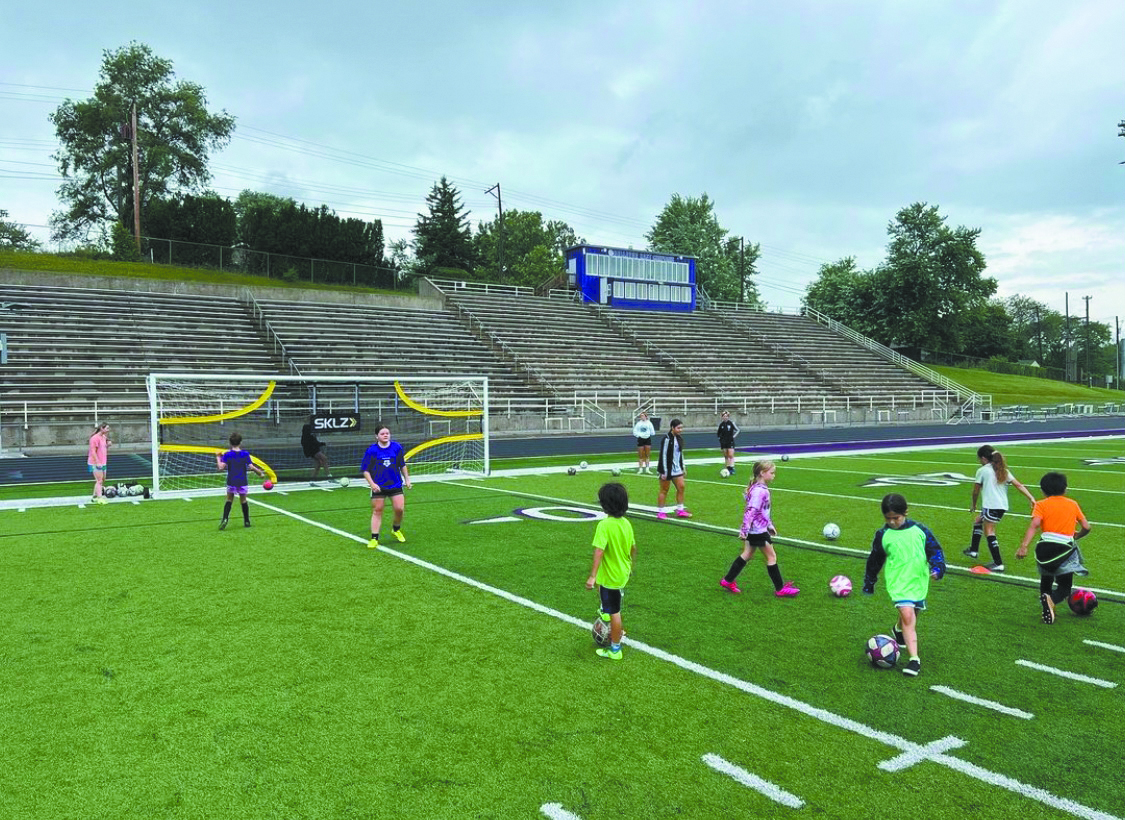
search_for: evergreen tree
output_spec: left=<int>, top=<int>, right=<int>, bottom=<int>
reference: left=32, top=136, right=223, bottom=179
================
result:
left=414, top=176, right=475, bottom=276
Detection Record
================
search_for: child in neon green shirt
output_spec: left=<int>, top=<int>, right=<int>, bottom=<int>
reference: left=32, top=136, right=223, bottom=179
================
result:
left=586, top=482, right=635, bottom=661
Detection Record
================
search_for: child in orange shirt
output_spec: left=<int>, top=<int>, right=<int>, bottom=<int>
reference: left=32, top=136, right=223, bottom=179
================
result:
left=1016, top=472, right=1092, bottom=624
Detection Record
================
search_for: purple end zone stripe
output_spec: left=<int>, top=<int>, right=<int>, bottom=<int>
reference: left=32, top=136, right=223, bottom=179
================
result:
left=738, top=426, right=1125, bottom=457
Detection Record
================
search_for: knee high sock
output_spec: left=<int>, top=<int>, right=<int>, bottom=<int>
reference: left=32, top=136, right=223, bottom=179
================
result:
left=1039, top=576, right=1054, bottom=597
left=987, top=535, right=1002, bottom=564
left=970, top=524, right=983, bottom=552
left=223, top=501, right=232, bottom=519
left=766, top=563, right=783, bottom=591
left=724, top=556, right=747, bottom=583
left=241, top=501, right=250, bottom=523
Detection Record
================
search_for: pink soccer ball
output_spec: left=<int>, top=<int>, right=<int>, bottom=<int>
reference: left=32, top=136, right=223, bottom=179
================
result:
left=262, top=480, right=274, bottom=491
left=829, top=575, right=852, bottom=597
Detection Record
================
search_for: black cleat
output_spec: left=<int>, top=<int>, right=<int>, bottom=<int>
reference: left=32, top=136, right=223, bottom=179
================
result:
left=219, top=518, right=229, bottom=531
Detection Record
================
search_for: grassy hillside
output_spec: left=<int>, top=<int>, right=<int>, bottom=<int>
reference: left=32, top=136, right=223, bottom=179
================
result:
left=0, top=249, right=393, bottom=295
left=932, top=364, right=1123, bottom=407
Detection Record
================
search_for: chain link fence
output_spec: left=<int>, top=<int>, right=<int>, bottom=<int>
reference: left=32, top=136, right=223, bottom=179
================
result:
left=140, top=236, right=401, bottom=289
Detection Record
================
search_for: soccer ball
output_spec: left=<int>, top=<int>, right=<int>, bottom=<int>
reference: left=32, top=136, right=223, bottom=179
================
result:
left=579, top=461, right=589, bottom=469
left=592, top=615, right=612, bottom=647
left=337, top=476, right=350, bottom=487
left=720, top=468, right=731, bottom=478
left=611, top=468, right=621, bottom=476
left=127, top=484, right=141, bottom=496
left=262, top=480, right=274, bottom=491
left=829, top=575, right=852, bottom=597
left=866, top=634, right=900, bottom=668
left=1067, top=588, right=1098, bottom=616
left=781, top=454, right=790, bottom=462
left=567, top=467, right=577, bottom=476
left=823, top=523, right=841, bottom=540
left=103, top=486, right=117, bottom=499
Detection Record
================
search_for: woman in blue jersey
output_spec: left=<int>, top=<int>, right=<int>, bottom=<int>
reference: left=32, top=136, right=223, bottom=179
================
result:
left=361, top=423, right=412, bottom=549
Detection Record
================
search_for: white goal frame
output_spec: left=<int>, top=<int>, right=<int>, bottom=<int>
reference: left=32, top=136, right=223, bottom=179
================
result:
left=145, top=372, right=490, bottom=497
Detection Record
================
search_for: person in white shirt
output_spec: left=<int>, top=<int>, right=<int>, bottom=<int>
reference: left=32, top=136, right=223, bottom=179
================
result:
left=963, top=444, right=1035, bottom=573
left=632, top=411, right=655, bottom=474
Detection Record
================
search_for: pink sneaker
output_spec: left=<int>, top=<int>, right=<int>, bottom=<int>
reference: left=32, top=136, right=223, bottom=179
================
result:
left=657, top=511, right=668, bottom=519
left=675, top=508, right=692, bottom=518
left=720, top=578, right=741, bottom=594
left=775, top=582, right=800, bottom=597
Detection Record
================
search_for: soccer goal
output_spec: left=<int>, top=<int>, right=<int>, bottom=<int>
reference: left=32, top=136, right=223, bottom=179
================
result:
left=146, top=373, right=489, bottom=496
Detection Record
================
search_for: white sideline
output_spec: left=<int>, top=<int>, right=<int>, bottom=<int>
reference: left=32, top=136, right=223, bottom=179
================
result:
left=251, top=496, right=1123, bottom=820
left=929, top=686, right=1034, bottom=719
left=1015, top=660, right=1118, bottom=689
left=701, top=754, right=804, bottom=808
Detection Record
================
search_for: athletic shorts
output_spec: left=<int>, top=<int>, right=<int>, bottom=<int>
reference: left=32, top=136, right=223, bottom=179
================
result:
left=636, top=437, right=651, bottom=447
left=227, top=485, right=249, bottom=495
left=599, top=586, right=624, bottom=615
left=719, top=440, right=736, bottom=450
left=892, top=599, right=927, bottom=611
left=88, top=464, right=106, bottom=473
left=981, top=508, right=1007, bottom=523
left=740, top=532, right=771, bottom=548
left=371, top=487, right=404, bottom=499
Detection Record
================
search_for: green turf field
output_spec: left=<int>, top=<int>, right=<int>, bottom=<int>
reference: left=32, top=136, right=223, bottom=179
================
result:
left=2, top=438, right=1122, bottom=818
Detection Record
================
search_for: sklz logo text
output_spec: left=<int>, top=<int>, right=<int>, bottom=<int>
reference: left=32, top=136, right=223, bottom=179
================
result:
left=312, top=414, right=361, bottom=431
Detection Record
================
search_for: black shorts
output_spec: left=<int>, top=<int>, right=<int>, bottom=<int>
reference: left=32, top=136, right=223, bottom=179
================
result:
left=371, top=487, right=404, bottom=499
left=741, top=532, right=771, bottom=548
left=719, top=440, right=736, bottom=450
left=636, top=437, right=652, bottom=447
left=980, top=508, right=1006, bottom=523
left=599, top=586, right=624, bottom=615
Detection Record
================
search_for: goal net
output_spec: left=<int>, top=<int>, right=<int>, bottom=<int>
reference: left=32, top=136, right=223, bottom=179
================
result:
left=146, top=373, right=489, bottom=496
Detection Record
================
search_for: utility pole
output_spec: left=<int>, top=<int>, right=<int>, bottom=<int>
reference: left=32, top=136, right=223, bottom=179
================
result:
left=131, top=102, right=141, bottom=250
left=1034, top=305, right=1044, bottom=363
left=739, top=236, right=745, bottom=303
left=1083, top=295, right=1092, bottom=386
left=485, top=183, right=504, bottom=282
left=1065, top=293, right=1071, bottom=382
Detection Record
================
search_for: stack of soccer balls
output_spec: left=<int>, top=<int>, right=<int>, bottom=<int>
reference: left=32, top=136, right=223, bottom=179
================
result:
left=866, top=634, right=900, bottom=668
left=592, top=614, right=612, bottom=647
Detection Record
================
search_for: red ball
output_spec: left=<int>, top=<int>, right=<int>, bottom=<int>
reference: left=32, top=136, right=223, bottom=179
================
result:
left=262, top=480, right=274, bottom=491
left=1067, top=588, right=1098, bottom=616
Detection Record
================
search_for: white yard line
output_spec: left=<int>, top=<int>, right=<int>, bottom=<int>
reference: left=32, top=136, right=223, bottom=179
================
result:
left=540, top=804, right=582, bottom=820
left=1015, top=660, right=1118, bottom=689
left=929, top=686, right=1034, bottom=719
left=1083, top=640, right=1125, bottom=654
left=251, top=494, right=1123, bottom=820
left=701, top=754, right=804, bottom=808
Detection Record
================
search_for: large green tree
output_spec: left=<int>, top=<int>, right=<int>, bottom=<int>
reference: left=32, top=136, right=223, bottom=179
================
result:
left=645, top=193, right=759, bottom=303
left=413, top=176, right=475, bottom=276
left=0, top=209, right=40, bottom=251
left=474, top=209, right=583, bottom=287
left=48, top=42, right=235, bottom=242
left=803, top=257, right=880, bottom=335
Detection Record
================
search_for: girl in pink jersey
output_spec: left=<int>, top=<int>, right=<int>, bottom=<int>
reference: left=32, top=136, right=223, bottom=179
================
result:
left=87, top=422, right=111, bottom=504
left=719, top=460, right=799, bottom=597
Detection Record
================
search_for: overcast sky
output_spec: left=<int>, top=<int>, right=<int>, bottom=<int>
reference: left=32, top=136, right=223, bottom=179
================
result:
left=3, top=0, right=1123, bottom=328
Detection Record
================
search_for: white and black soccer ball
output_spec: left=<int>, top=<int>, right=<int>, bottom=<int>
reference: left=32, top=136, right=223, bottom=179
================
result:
left=610, top=468, right=621, bottom=477
left=579, top=460, right=589, bottom=470
left=103, top=486, right=117, bottom=499
left=567, top=467, right=577, bottom=476
left=592, top=615, right=612, bottom=647
left=337, top=476, right=350, bottom=487
left=781, top=454, right=790, bottom=462
left=823, top=523, right=841, bottom=540
left=720, top=468, right=731, bottom=478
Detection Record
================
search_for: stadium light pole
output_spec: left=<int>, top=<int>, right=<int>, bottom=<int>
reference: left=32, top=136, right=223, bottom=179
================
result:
left=486, top=183, right=504, bottom=282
